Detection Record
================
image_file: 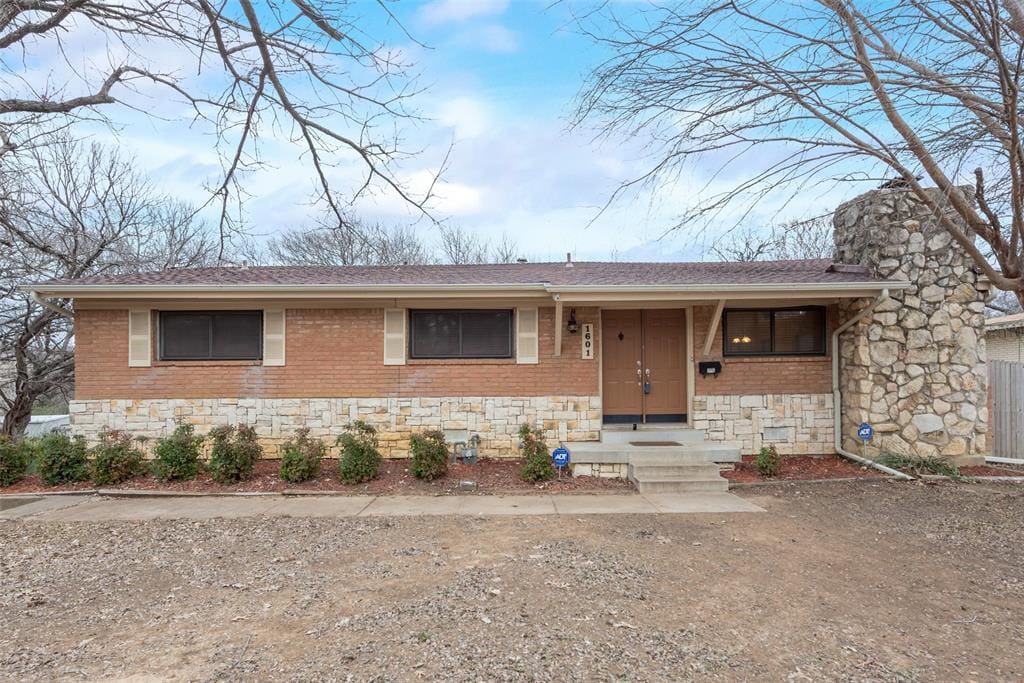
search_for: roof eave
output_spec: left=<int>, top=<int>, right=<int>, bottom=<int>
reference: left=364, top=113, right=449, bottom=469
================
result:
left=547, top=281, right=909, bottom=301
left=21, top=283, right=554, bottom=299
left=23, top=279, right=910, bottom=300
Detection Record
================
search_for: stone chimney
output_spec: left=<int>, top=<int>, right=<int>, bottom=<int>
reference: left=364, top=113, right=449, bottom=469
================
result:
left=833, top=187, right=988, bottom=464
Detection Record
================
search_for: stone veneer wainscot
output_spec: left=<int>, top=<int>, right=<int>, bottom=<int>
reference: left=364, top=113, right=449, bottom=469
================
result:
left=690, top=394, right=834, bottom=455
left=69, top=395, right=602, bottom=458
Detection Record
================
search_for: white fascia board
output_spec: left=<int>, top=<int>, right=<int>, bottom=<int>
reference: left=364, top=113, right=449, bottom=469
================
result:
left=22, top=283, right=553, bottom=299
left=546, top=281, right=911, bottom=301
left=23, top=279, right=910, bottom=300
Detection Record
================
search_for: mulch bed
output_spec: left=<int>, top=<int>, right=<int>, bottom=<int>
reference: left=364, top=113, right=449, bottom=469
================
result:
left=960, top=463, right=1024, bottom=477
left=0, top=458, right=635, bottom=496
left=723, top=454, right=887, bottom=483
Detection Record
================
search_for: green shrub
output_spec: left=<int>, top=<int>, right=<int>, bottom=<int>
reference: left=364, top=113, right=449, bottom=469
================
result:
left=90, top=429, right=144, bottom=485
left=0, top=436, right=32, bottom=487
left=279, top=427, right=324, bottom=483
left=151, top=422, right=204, bottom=481
left=34, top=432, right=89, bottom=485
left=519, top=423, right=556, bottom=483
left=755, top=445, right=782, bottom=477
left=876, top=452, right=961, bottom=480
left=409, top=429, right=449, bottom=481
left=337, top=420, right=382, bottom=484
left=207, top=424, right=263, bottom=484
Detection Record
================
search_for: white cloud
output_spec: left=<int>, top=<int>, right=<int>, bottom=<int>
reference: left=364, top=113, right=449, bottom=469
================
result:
left=405, top=171, right=485, bottom=215
left=436, top=96, right=493, bottom=139
left=454, top=24, right=519, bottom=53
left=417, top=0, right=510, bottom=26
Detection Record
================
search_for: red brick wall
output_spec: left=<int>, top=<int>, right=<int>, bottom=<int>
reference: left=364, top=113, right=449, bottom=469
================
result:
left=692, top=304, right=836, bottom=396
left=75, top=303, right=836, bottom=401
left=74, top=307, right=601, bottom=400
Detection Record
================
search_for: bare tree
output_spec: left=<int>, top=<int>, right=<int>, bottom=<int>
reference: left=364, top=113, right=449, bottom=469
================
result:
left=573, top=1, right=1024, bottom=306
left=491, top=233, right=522, bottom=264
left=710, top=216, right=835, bottom=261
left=268, top=219, right=430, bottom=266
left=0, top=0, right=439, bottom=257
left=0, top=136, right=216, bottom=436
left=770, top=216, right=836, bottom=261
left=437, top=225, right=520, bottom=264
left=709, top=228, right=780, bottom=262
left=438, top=225, right=490, bottom=264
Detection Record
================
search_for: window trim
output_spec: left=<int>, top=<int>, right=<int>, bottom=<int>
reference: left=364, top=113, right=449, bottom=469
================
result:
left=722, top=306, right=827, bottom=357
left=158, top=310, right=264, bottom=361
left=408, top=309, right=515, bottom=360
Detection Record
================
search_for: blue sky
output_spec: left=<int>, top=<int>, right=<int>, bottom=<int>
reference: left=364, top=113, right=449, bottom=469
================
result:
left=19, top=0, right=857, bottom=262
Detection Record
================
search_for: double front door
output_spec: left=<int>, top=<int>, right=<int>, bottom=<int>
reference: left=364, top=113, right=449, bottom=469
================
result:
left=602, top=309, right=687, bottom=423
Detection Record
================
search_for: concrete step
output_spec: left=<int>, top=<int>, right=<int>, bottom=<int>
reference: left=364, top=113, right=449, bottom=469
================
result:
left=627, top=449, right=716, bottom=465
left=631, top=477, right=730, bottom=494
left=691, top=444, right=742, bottom=464
left=601, top=426, right=705, bottom=445
left=629, top=463, right=722, bottom=479
left=563, top=442, right=741, bottom=465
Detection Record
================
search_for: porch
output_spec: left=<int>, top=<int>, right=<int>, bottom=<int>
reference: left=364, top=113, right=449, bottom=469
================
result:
left=564, top=423, right=739, bottom=493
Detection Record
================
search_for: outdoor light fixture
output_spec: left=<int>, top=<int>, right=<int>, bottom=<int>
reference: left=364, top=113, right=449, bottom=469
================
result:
left=567, top=308, right=578, bottom=334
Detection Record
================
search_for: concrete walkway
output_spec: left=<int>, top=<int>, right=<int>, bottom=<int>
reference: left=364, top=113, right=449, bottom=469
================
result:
left=0, top=491, right=763, bottom=522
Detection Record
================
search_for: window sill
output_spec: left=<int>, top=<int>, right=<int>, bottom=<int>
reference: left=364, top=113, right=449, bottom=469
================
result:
left=407, top=358, right=517, bottom=366
left=153, top=360, right=263, bottom=367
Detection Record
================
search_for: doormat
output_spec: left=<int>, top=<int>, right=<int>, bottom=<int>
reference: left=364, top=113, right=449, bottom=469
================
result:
left=629, top=441, right=683, bottom=447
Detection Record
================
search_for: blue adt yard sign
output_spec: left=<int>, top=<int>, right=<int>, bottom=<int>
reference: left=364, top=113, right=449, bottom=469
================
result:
left=857, top=423, right=874, bottom=443
left=552, top=447, right=570, bottom=468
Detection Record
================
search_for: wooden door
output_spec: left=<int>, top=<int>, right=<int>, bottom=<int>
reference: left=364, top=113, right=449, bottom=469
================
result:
left=642, top=309, right=687, bottom=421
left=601, top=310, right=643, bottom=421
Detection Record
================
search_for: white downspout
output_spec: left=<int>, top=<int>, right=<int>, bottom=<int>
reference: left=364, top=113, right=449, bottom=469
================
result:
left=30, top=291, right=73, bottom=318
left=831, top=288, right=915, bottom=480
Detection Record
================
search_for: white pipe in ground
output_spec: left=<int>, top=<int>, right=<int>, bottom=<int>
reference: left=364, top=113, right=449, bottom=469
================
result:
left=986, top=456, right=1024, bottom=465
left=831, top=289, right=916, bottom=481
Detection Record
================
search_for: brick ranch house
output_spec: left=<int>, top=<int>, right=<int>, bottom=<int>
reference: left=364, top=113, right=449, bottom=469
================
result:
left=985, top=313, right=1024, bottom=363
left=25, top=187, right=991, bottom=474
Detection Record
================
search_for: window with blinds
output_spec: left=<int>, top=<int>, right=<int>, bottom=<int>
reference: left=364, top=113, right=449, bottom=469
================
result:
left=409, top=310, right=513, bottom=359
left=159, top=311, right=263, bottom=361
left=723, top=307, right=825, bottom=356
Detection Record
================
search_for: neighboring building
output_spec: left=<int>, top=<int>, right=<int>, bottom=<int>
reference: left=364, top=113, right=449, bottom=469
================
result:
left=24, top=414, right=71, bottom=437
left=986, top=313, right=1024, bottom=363
left=24, top=188, right=991, bottom=471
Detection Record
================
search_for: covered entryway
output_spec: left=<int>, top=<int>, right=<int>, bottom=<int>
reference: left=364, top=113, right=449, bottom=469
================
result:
left=601, top=309, right=687, bottom=424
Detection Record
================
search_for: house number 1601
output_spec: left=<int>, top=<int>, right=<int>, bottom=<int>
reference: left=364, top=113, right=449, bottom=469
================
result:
left=582, top=323, right=594, bottom=359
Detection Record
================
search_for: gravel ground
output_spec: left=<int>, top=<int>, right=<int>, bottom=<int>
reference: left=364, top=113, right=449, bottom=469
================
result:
left=1, top=479, right=1022, bottom=681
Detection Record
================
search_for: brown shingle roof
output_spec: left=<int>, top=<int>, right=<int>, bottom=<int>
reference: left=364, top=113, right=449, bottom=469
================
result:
left=33, top=259, right=888, bottom=288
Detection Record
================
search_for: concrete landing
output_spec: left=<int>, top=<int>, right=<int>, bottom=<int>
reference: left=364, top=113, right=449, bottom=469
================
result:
left=0, top=492, right=763, bottom=521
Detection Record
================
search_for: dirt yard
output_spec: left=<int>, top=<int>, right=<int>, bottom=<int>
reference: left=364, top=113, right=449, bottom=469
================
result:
left=2, top=480, right=1022, bottom=680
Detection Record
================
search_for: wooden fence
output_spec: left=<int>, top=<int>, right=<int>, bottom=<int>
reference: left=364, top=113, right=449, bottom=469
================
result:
left=990, top=360, right=1024, bottom=459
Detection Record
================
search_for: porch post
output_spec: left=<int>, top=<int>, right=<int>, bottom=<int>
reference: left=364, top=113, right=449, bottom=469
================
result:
left=702, top=299, right=726, bottom=356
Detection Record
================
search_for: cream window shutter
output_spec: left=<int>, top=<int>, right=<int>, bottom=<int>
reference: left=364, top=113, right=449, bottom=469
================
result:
left=263, top=309, right=286, bottom=366
left=384, top=309, right=407, bottom=366
left=128, top=309, right=151, bottom=367
left=516, top=307, right=539, bottom=364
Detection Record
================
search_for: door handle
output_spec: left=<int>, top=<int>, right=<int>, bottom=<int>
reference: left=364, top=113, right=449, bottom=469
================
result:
left=636, top=360, right=642, bottom=385
left=643, top=367, right=652, bottom=395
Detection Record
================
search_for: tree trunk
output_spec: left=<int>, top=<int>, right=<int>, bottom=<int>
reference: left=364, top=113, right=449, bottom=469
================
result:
left=1, top=394, right=34, bottom=438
